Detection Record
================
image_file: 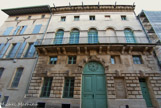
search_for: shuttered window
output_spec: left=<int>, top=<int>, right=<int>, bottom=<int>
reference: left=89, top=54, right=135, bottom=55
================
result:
left=24, top=42, right=36, bottom=58
left=32, top=24, right=42, bottom=34
left=13, top=26, right=27, bottom=35
left=16, top=42, right=27, bottom=58
left=7, top=43, right=20, bottom=58
left=3, top=27, right=13, bottom=35
left=11, top=68, right=23, bottom=88
left=0, top=43, right=5, bottom=52
left=0, top=43, right=10, bottom=58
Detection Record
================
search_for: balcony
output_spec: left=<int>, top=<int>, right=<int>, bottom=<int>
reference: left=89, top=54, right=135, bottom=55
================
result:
left=36, top=36, right=150, bottom=46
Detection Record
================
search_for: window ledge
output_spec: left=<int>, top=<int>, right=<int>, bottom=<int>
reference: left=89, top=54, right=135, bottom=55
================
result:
left=7, top=88, right=19, bottom=90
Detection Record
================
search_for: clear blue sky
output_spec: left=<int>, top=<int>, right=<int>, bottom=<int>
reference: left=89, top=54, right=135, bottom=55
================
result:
left=0, top=0, right=161, bottom=26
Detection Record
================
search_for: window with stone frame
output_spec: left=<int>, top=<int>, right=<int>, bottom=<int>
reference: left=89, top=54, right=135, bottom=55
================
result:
left=49, top=56, right=57, bottom=64
left=37, top=102, right=45, bottom=108
left=11, top=67, right=23, bottom=88
left=63, top=77, right=75, bottom=98
left=61, top=16, right=66, bottom=21
left=41, top=77, right=53, bottom=97
left=133, top=55, right=143, bottom=64
left=89, top=16, right=95, bottom=20
left=121, top=15, right=127, bottom=20
left=110, top=55, right=121, bottom=64
left=74, top=16, right=80, bottom=21
left=68, top=56, right=76, bottom=64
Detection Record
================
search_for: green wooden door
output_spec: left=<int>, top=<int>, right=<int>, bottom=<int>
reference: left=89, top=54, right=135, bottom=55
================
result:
left=82, top=62, right=107, bottom=108
left=139, top=79, right=153, bottom=107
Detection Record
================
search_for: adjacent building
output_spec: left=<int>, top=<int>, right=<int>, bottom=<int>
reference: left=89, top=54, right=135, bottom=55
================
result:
left=0, top=5, right=51, bottom=108
left=23, top=5, right=161, bottom=108
left=138, top=10, right=161, bottom=66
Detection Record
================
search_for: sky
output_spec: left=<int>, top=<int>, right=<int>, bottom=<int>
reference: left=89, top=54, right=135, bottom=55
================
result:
left=0, top=0, right=161, bottom=26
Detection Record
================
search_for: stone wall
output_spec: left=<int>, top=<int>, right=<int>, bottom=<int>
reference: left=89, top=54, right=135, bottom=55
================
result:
left=24, top=52, right=161, bottom=108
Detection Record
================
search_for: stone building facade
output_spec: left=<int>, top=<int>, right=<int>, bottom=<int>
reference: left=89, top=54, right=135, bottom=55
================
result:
left=23, top=5, right=161, bottom=108
left=0, top=5, right=51, bottom=108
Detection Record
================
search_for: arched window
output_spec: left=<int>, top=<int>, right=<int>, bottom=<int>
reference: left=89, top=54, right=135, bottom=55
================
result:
left=69, top=29, right=79, bottom=44
left=88, top=29, right=98, bottom=43
left=54, top=30, right=64, bottom=44
left=124, top=29, right=136, bottom=43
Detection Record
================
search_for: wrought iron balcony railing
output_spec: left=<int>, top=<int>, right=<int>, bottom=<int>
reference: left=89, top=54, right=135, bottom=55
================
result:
left=36, top=36, right=150, bottom=45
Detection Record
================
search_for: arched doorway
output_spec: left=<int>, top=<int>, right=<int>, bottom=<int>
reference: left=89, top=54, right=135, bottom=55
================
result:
left=82, top=61, right=107, bottom=108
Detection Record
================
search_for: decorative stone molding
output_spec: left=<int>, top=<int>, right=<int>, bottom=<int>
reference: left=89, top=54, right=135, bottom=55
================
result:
left=77, top=55, right=109, bottom=73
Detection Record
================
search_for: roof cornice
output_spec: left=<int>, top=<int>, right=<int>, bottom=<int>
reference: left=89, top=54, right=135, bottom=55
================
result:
left=2, top=5, right=51, bottom=16
left=51, top=5, right=135, bottom=13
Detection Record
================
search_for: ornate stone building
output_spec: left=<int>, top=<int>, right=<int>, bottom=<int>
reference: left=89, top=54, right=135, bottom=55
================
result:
left=23, top=5, right=161, bottom=108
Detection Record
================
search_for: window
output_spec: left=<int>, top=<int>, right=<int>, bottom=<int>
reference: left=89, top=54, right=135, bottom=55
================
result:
left=62, top=104, right=70, bottom=108
left=89, top=16, right=95, bottom=20
left=1, top=96, right=9, bottom=107
left=0, top=43, right=5, bottom=52
left=37, top=102, right=45, bottom=108
left=16, top=42, right=27, bottom=58
left=49, top=57, right=57, bottom=64
left=13, top=26, right=27, bottom=35
left=61, top=16, right=66, bottom=21
left=54, top=30, right=64, bottom=44
left=110, top=55, right=121, bottom=64
left=63, top=77, right=74, bottom=98
left=121, top=15, right=127, bottom=20
left=69, top=29, right=79, bottom=44
left=88, top=29, right=98, bottom=43
left=11, top=68, right=23, bottom=88
left=32, top=24, right=42, bottom=34
left=133, top=56, right=142, bottom=64
left=105, top=15, right=111, bottom=20
left=3, top=27, right=13, bottom=35
left=0, top=43, right=10, bottom=58
left=68, top=56, right=76, bottom=64
left=7, top=43, right=21, bottom=58
left=124, top=29, right=136, bottom=43
left=41, top=15, right=45, bottom=18
left=41, top=77, right=53, bottom=97
left=28, top=16, right=31, bottom=19
left=15, top=17, right=19, bottom=21
left=74, top=16, right=79, bottom=21
left=0, top=68, right=4, bottom=78
left=24, top=43, right=36, bottom=58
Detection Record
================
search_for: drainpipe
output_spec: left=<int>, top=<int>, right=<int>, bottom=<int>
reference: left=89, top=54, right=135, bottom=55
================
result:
left=25, top=6, right=53, bottom=94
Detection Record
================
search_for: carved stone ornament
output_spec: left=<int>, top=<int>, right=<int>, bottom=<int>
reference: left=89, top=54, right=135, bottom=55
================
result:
left=88, top=62, right=98, bottom=72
